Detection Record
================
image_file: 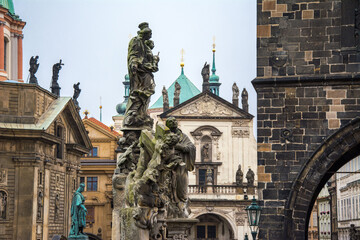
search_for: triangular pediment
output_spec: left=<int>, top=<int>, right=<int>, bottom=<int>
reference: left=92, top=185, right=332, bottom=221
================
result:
left=83, top=120, right=117, bottom=140
left=161, top=92, right=253, bottom=119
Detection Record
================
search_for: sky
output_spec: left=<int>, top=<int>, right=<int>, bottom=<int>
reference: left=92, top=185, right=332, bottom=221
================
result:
left=15, top=0, right=257, bottom=128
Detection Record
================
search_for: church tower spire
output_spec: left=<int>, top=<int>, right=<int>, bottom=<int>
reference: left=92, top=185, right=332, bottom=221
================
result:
left=209, top=36, right=221, bottom=96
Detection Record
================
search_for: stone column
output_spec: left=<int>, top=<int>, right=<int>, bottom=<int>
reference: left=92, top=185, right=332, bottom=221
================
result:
left=17, top=34, right=23, bottom=81
left=13, top=157, right=39, bottom=240
left=42, top=167, right=51, bottom=240
left=11, top=33, right=18, bottom=80
left=0, top=21, right=5, bottom=71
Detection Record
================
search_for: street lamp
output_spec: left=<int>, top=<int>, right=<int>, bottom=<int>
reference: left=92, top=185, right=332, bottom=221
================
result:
left=246, top=196, right=262, bottom=240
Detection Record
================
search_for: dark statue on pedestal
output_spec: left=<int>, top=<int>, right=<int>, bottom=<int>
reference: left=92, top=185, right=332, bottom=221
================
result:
left=242, top=88, right=249, bottom=112
left=162, top=86, right=169, bottom=112
left=246, top=168, right=255, bottom=187
left=232, top=83, right=239, bottom=107
left=201, top=62, right=210, bottom=92
left=69, top=183, right=88, bottom=240
left=123, top=22, right=159, bottom=129
left=29, top=56, right=39, bottom=84
left=201, top=143, right=210, bottom=161
left=51, top=60, right=64, bottom=97
left=174, top=81, right=181, bottom=107
left=73, top=82, right=81, bottom=110
left=236, top=164, right=243, bottom=186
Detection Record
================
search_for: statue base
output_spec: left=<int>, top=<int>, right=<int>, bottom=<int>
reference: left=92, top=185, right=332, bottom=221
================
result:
left=166, top=218, right=199, bottom=240
left=68, top=235, right=89, bottom=240
left=247, top=186, right=255, bottom=195
left=120, top=208, right=150, bottom=240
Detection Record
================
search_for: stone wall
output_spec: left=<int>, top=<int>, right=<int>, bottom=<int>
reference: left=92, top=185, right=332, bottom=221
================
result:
left=255, top=0, right=360, bottom=238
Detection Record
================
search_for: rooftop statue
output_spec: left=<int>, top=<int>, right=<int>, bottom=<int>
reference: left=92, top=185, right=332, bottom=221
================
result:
left=232, top=83, right=239, bottom=100
left=69, top=183, right=88, bottom=240
left=51, top=60, right=64, bottom=96
left=246, top=168, right=255, bottom=187
left=162, top=86, right=169, bottom=112
left=73, top=82, right=81, bottom=109
left=123, top=22, right=160, bottom=129
left=236, top=164, right=243, bottom=186
left=29, top=56, right=39, bottom=84
left=201, top=62, right=210, bottom=92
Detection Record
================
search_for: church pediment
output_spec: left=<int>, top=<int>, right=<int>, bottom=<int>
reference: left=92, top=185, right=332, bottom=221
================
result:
left=162, top=93, right=253, bottom=119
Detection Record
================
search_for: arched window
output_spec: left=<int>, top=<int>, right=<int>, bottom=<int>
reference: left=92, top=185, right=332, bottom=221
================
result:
left=4, top=38, right=8, bottom=71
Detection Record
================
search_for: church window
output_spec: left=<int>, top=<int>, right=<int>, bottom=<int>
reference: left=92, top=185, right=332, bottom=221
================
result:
left=56, top=126, right=63, bottom=159
left=196, top=225, right=217, bottom=239
left=87, top=177, right=98, bottom=191
left=4, top=38, right=8, bottom=71
left=86, top=205, right=95, bottom=224
left=88, top=147, right=98, bottom=157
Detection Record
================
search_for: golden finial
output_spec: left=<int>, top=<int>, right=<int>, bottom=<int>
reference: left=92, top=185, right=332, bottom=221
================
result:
left=180, top=48, right=185, bottom=67
left=83, top=110, right=89, bottom=119
left=212, top=36, right=216, bottom=52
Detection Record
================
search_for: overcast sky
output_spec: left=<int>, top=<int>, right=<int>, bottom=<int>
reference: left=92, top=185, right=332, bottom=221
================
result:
left=15, top=0, right=256, bottom=129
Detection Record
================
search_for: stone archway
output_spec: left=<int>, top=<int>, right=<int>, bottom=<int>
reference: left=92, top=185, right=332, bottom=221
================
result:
left=191, top=212, right=237, bottom=240
left=285, top=117, right=360, bottom=239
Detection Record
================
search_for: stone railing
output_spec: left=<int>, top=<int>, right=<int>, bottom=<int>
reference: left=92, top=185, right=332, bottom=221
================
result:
left=188, top=185, right=238, bottom=194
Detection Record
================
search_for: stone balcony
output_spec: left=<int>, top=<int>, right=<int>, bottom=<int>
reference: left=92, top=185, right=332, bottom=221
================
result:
left=188, top=184, right=256, bottom=200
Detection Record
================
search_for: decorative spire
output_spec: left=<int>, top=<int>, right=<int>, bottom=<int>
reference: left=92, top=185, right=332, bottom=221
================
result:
left=211, top=36, right=216, bottom=74
left=99, top=96, right=102, bottom=122
left=180, top=48, right=185, bottom=75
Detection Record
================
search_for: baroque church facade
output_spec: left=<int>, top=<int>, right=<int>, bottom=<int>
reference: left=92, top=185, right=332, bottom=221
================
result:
left=0, top=1, right=92, bottom=239
left=114, top=46, right=258, bottom=239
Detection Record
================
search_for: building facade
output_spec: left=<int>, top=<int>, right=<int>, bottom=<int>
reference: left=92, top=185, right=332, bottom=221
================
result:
left=336, top=156, right=360, bottom=240
left=0, top=81, right=92, bottom=239
left=80, top=116, right=120, bottom=240
left=318, top=186, right=331, bottom=239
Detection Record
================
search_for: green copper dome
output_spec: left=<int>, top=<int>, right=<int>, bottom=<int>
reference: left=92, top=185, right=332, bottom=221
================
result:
left=0, top=0, right=15, bottom=15
left=150, top=67, right=200, bottom=109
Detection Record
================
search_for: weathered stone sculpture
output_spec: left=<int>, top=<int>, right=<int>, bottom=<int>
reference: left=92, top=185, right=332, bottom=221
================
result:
left=123, top=22, right=159, bottom=129
left=0, top=191, right=6, bottom=219
left=202, top=143, right=210, bottom=161
left=120, top=117, right=195, bottom=239
left=232, top=83, right=239, bottom=107
left=174, top=81, right=181, bottom=107
left=246, top=168, right=255, bottom=187
left=236, top=164, right=243, bottom=186
left=201, top=62, right=210, bottom=92
left=162, top=86, right=169, bottom=112
left=69, top=183, right=88, bottom=240
left=51, top=60, right=64, bottom=97
left=73, top=82, right=81, bottom=110
left=29, top=56, right=39, bottom=84
left=242, top=88, right=249, bottom=112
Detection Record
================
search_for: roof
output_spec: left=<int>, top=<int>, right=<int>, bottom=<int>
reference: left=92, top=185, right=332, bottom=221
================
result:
left=0, top=0, right=14, bottom=15
left=85, top=117, right=121, bottom=137
left=0, top=97, right=71, bottom=130
left=150, top=67, right=201, bottom=109
left=160, top=90, right=254, bottom=119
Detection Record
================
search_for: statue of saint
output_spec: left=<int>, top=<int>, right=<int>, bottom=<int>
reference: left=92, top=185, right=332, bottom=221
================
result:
left=37, top=191, right=43, bottom=220
left=174, top=81, right=181, bottom=106
left=69, top=183, right=87, bottom=237
left=124, top=22, right=160, bottom=128
left=246, top=168, right=255, bottom=187
left=162, top=86, right=169, bottom=111
left=165, top=117, right=196, bottom=217
left=0, top=191, right=6, bottom=219
left=232, top=83, right=239, bottom=100
left=202, top=143, right=210, bottom=161
left=29, top=56, right=39, bottom=84
left=72, top=82, right=81, bottom=108
left=201, top=62, right=210, bottom=92
left=236, top=164, right=243, bottom=186
left=51, top=60, right=64, bottom=96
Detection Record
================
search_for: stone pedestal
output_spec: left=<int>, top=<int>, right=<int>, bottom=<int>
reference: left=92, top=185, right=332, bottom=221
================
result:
left=120, top=208, right=150, bottom=240
left=166, top=218, right=199, bottom=240
left=236, top=186, right=244, bottom=194
left=68, top=234, right=89, bottom=240
left=247, top=186, right=255, bottom=195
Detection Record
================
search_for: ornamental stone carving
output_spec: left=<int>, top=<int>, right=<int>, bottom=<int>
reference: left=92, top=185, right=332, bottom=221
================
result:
left=231, top=128, right=250, bottom=138
left=0, top=169, right=7, bottom=185
left=179, top=95, right=233, bottom=116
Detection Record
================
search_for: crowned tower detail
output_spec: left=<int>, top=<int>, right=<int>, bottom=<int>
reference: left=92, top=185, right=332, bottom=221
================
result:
left=0, top=0, right=25, bottom=82
left=209, top=38, right=221, bottom=96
